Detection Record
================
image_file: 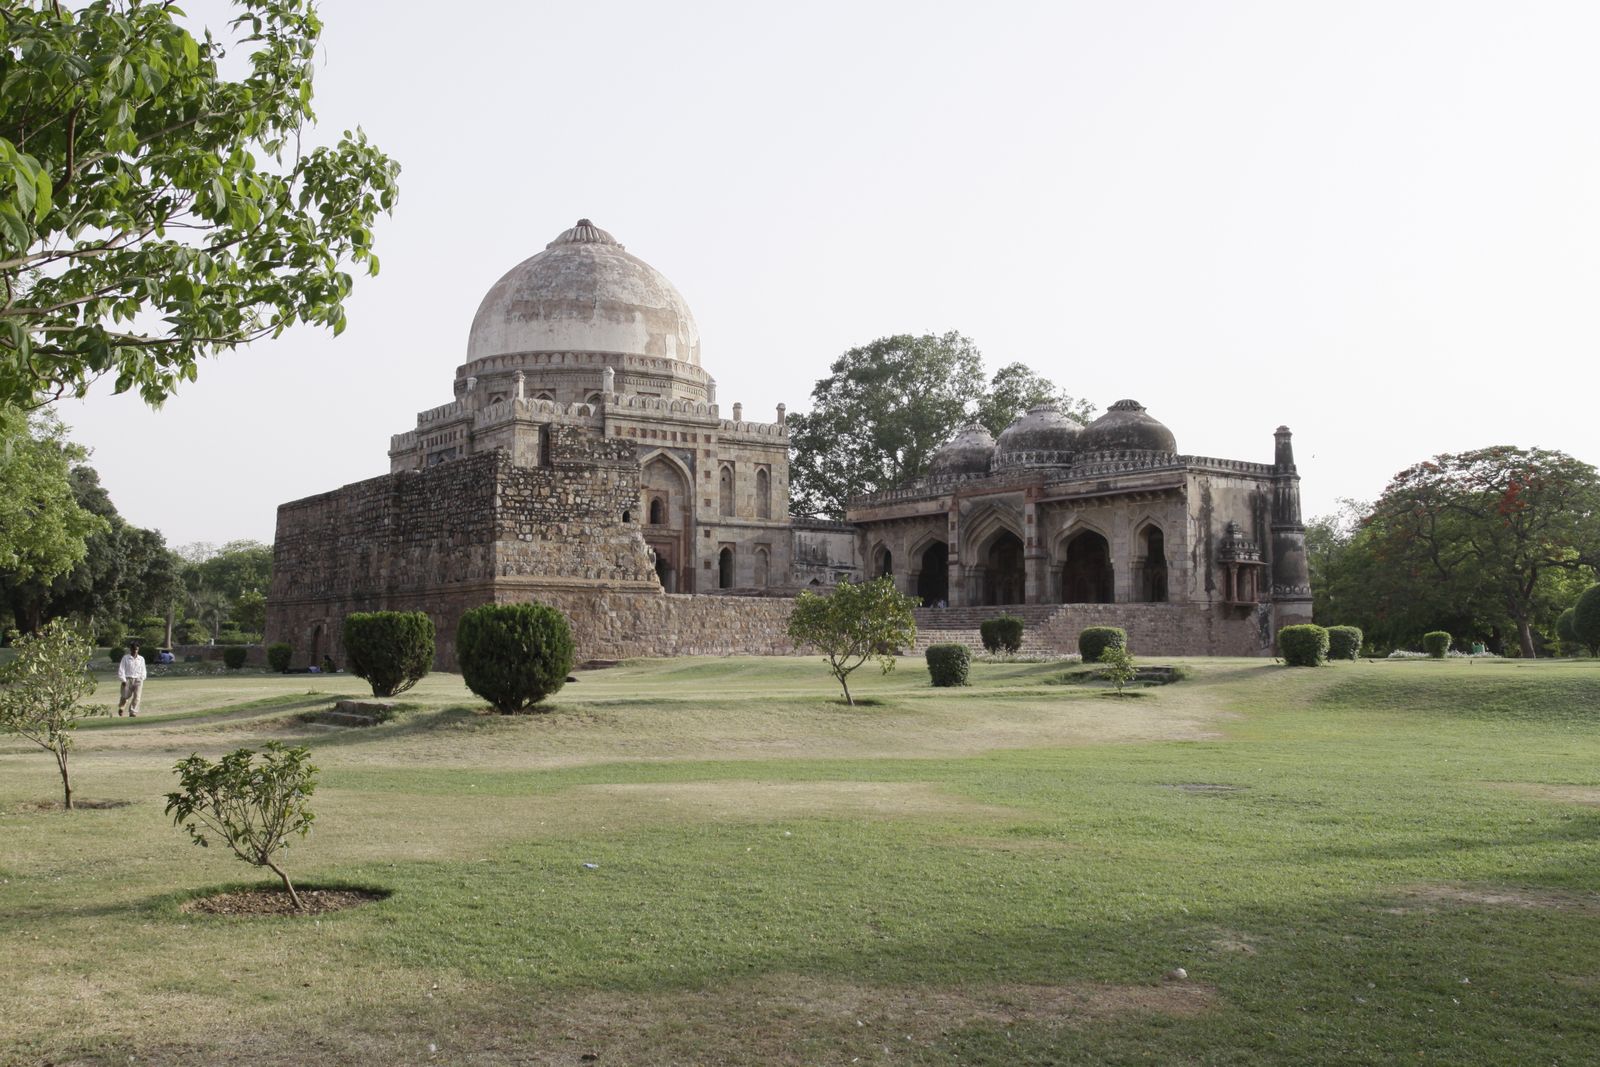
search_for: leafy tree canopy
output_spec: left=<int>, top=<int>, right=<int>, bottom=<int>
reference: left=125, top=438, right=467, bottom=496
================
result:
left=0, top=0, right=400, bottom=409
left=1311, top=447, right=1600, bottom=656
left=786, top=333, right=1090, bottom=518
left=786, top=576, right=919, bottom=706
left=0, top=406, right=105, bottom=589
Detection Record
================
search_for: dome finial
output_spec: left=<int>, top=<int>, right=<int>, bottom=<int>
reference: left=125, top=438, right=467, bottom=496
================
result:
left=548, top=219, right=622, bottom=249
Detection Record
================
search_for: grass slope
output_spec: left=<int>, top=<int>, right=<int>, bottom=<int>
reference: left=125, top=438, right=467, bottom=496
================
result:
left=1, top=657, right=1598, bottom=1065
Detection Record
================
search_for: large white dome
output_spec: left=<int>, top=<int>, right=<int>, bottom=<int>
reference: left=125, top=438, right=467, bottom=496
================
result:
left=466, top=219, right=701, bottom=366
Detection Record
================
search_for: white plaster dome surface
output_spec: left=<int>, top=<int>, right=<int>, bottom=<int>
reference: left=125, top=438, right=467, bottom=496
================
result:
left=466, top=220, right=702, bottom=366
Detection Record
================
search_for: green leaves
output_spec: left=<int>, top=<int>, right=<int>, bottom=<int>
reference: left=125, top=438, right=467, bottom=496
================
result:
left=165, top=741, right=318, bottom=905
left=0, top=1, right=400, bottom=408
left=786, top=576, right=919, bottom=705
left=0, top=618, right=103, bottom=807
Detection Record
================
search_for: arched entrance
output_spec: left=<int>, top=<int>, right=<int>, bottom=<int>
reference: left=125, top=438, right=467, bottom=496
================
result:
left=1137, top=525, right=1168, bottom=602
left=983, top=531, right=1025, bottom=606
left=654, top=555, right=675, bottom=593
left=916, top=541, right=950, bottom=606
left=1062, top=530, right=1114, bottom=603
left=718, top=547, right=734, bottom=589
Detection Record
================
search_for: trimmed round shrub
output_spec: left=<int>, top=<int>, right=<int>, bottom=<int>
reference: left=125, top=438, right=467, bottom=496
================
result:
left=1556, top=607, right=1579, bottom=654
left=342, top=611, right=435, bottom=697
left=979, top=615, right=1024, bottom=654
left=1574, top=584, right=1600, bottom=656
left=926, top=643, right=971, bottom=687
left=266, top=642, right=293, bottom=673
left=1278, top=624, right=1329, bottom=667
left=1422, top=630, right=1451, bottom=658
left=1326, top=625, right=1363, bottom=661
left=1078, top=626, right=1127, bottom=664
left=222, top=646, right=248, bottom=670
left=107, top=647, right=122, bottom=666
left=456, top=602, right=574, bottom=713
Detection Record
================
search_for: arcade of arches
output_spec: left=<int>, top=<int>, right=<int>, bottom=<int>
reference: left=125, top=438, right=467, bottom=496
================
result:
left=869, top=516, right=1184, bottom=609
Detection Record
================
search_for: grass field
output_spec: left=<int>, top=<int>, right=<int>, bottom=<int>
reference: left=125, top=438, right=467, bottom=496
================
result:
left=2, top=655, right=1599, bottom=1065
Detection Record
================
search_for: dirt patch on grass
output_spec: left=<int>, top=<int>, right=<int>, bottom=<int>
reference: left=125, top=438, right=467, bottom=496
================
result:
left=1394, top=883, right=1600, bottom=914
left=10, top=797, right=132, bottom=812
left=180, top=886, right=390, bottom=916
left=1492, top=782, right=1600, bottom=806
left=576, top=780, right=1017, bottom=821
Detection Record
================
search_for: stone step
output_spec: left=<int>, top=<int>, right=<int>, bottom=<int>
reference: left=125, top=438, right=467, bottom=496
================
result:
left=312, top=710, right=382, bottom=728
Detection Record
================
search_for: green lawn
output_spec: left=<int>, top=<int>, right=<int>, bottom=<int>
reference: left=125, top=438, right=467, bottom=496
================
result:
left=2, top=656, right=1598, bottom=1065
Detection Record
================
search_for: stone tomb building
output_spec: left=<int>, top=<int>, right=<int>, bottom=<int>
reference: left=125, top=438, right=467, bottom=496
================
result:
left=266, top=220, right=1310, bottom=666
left=845, top=403, right=1314, bottom=656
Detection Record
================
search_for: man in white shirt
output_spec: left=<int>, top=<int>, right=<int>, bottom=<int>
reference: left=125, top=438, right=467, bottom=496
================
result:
left=117, top=641, right=148, bottom=717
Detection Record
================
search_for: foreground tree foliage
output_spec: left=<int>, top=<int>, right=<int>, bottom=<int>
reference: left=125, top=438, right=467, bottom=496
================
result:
left=786, top=576, right=918, bottom=706
left=0, top=0, right=400, bottom=409
left=165, top=741, right=317, bottom=908
left=786, top=334, right=1090, bottom=518
left=341, top=610, right=433, bottom=697
left=0, top=619, right=103, bottom=808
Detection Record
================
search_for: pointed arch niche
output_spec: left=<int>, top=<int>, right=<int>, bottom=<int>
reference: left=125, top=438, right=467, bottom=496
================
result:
left=1060, top=528, right=1114, bottom=604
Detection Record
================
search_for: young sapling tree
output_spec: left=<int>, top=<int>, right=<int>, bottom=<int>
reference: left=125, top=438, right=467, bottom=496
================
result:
left=786, top=576, right=918, bottom=705
left=165, top=742, right=319, bottom=908
left=1099, top=643, right=1138, bottom=697
left=0, top=620, right=104, bottom=809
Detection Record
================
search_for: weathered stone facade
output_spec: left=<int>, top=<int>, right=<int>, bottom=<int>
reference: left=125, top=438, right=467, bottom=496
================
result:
left=848, top=403, right=1313, bottom=656
left=266, top=218, right=1311, bottom=666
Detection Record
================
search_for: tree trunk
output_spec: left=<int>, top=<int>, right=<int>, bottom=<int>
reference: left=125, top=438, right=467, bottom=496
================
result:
left=55, top=746, right=72, bottom=811
left=265, top=859, right=303, bottom=909
left=1517, top=618, right=1537, bottom=660
left=164, top=603, right=176, bottom=649
left=839, top=674, right=853, bottom=706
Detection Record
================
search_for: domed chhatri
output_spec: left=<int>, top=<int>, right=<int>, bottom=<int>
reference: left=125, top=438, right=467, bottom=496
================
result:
left=993, top=402, right=1081, bottom=468
left=1075, top=399, right=1177, bottom=454
left=928, top=423, right=996, bottom=478
left=466, top=218, right=701, bottom=367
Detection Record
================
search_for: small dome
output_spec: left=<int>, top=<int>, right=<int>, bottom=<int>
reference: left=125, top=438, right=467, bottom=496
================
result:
left=993, top=403, right=1080, bottom=468
left=466, top=219, right=701, bottom=366
left=928, top=423, right=995, bottom=478
left=1076, top=399, right=1177, bottom=454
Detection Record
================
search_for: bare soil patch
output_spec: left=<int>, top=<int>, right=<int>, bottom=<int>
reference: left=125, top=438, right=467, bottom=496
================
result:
left=1394, top=883, right=1600, bottom=915
left=10, top=797, right=132, bottom=812
left=576, top=780, right=1017, bottom=821
left=1491, top=782, right=1600, bottom=806
left=180, top=886, right=390, bottom=916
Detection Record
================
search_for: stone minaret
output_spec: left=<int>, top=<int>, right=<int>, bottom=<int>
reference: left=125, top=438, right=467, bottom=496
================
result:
left=1270, top=426, right=1314, bottom=629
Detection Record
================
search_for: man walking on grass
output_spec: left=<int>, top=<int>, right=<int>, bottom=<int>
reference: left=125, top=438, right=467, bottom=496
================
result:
left=117, top=640, right=147, bottom=717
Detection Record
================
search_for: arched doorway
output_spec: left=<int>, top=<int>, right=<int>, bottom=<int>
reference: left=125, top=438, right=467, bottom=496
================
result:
left=756, top=468, right=771, bottom=519
left=718, top=547, right=735, bottom=589
left=872, top=544, right=892, bottom=580
left=916, top=542, right=950, bottom=607
left=654, top=556, right=675, bottom=593
left=983, top=531, right=1025, bottom=605
left=1138, top=525, right=1168, bottom=602
left=754, top=547, right=770, bottom=588
left=719, top=466, right=735, bottom=516
left=1062, top=530, right=1114, bottom=603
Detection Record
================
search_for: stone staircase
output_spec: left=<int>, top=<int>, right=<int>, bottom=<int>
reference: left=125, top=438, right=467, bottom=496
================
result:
left=910, top=605, right=1066, bottom=654
left=308, top=699, right=394, bottom=727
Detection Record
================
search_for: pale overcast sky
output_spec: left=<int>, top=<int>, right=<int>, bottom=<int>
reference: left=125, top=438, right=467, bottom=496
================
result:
left=62, top=0, right=1600, bottom=546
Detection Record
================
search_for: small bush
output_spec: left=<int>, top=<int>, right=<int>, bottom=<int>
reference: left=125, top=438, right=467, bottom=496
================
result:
left=107, top=647, right=122, bottom=666
left=1326, top=625, right=1363, bottom=661
left=925, top=643, right=971, bottom=687
left=1422, top=630, right=1451, bottom=658
left=221, top=646, right=248, bottom=670
left=266, top=642, right=293, bottom=673
left=1078, top=626, right=1127, bottom=663
left=1278, top=624, right=1329, bottom=667
left=1099, top=644, right=1137, bottom=696
left=979, top=615, right=1024, bottom=654
left=165, top=742, right=317, bottom=909
left=456, top=602, right=574, bottom=713
left=342, top=611, right=435, bottom=698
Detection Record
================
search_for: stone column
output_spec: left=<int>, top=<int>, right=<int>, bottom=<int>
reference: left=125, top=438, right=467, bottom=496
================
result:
left=946, top=506, right=964, bottom=607
left=1270, top=426, right=1314, bottom=631
left=1023, top=489, right=1047, bottom=604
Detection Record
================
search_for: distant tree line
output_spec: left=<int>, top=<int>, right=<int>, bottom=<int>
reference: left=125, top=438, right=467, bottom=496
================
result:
left=0, top=411, right=271, bottom=648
